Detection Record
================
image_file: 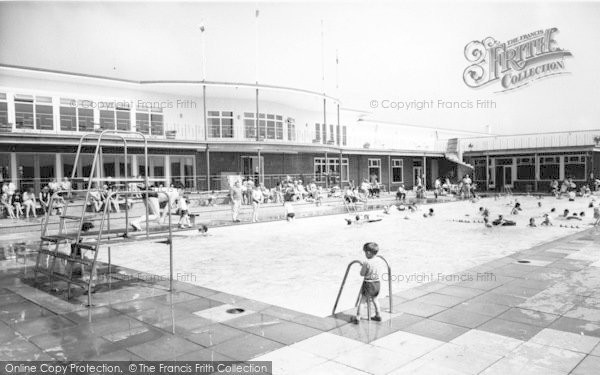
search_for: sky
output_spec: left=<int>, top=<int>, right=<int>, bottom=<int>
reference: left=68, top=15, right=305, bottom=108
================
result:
left=1, top=1, right=599, bottom=135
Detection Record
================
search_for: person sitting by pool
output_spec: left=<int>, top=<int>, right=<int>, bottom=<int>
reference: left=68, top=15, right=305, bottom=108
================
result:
left=344, top=188, right=358, bottom=204
left=580, top=185, right=591, bottom=197
left=528, top=217, right=537, bottom=227
left=593, top=206, right=600, bottom=226
left=1, top=192, right=15, bottom=219
left=511, top=202, right=522, bottom=215
left=568, top=190, right=576, bottom=202
left=12, top=190, right=23, bottom=219
left=541, top=213, right=553, bottom=226
left=396, top=183, right=407, bottom=201
left=492, top=214, right=516, bottom=226
left=352, top=242, right=382, bottom=324
left=550, top=180, right=559, bottom=196
left=22, top=188, right=37, bottom=219
left=131, top=184, right=160, bottom=231
left=415, top=184, right=426, bottom=199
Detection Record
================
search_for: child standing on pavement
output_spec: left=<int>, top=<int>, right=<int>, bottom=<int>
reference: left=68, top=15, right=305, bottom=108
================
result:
left=352, top=242, right=382, bottom=324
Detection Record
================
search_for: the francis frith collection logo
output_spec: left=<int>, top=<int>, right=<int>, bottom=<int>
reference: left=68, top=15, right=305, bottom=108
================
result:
left=463, top=28, right=572, bottom=92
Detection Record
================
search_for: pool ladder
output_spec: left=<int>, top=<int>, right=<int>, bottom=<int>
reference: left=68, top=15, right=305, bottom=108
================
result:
left=332, top=255, right=393, bottom=319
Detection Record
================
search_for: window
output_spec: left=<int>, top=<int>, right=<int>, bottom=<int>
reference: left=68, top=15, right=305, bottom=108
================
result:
left=368, top=159, right=381, bottom=183
left=150, top=107, right=164, bottom=136
left=564, top=155, right=585, bottom=180
left=0, top=153, right=11, bottom=183
left=254, top=114, right=264, bottom=139
left=116, top=103, right=130, bottom=131
left=314, top=123, right=320, bottom=142
left=539, top=156, right=559, bottom=180
left=322, top=123, right=327, bottom=144
left=78, top=101, right=95, bottom=132
left=35, top=96, right=53, bottom=130
left=0, top=93, right=8, bottom=126
left=314, top=157, right=349, bottom=182
left=286, top=117, right=295, bottom=141
left=516, top=157, right=535, bottom=180
left=244, top=112, right=256, bottom=138
left=473, top=159, right=486, bottom=182
left=207, top=111, right=233, bottom=138
left=266, top=114, right=275, bottom=139
left=329, top=124, right=334, bottom=143
left=136, top=105, right=150, bottom=134
left=276, top=115, right=283, bottom=140
left=342, top=126, right=347, bottom=146
left=60, top=98, right=77, bottom=131
left=14, top=95, right=34, bottom=129
left=99, top=101, right=115, bottom=130
left=392, top=159, right=404, bottom=183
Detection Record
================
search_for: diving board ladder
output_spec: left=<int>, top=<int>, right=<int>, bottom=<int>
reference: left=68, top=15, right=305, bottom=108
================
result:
left=33, top=130, right=151, bottom=306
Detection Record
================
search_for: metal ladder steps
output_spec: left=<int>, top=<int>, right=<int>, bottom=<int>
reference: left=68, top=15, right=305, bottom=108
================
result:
left=40, top=236, right=97, bottom=250
left=60, top=215, right=95, bottom=221
left=37, top=249, right=93, bottom=266
left=33, top=267, right=89, bottom=288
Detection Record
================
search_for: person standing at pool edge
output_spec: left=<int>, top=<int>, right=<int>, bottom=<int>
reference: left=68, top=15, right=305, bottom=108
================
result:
left=230, top=180, right=243, bottom=222
left=352, top=242, right=382, bottom=324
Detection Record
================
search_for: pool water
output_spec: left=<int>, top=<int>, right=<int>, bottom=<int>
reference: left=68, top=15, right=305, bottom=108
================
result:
left=96, top=195, right=597, bottom=317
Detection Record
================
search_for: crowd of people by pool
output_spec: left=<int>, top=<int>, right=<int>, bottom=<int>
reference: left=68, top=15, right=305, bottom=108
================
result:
left=1, top=178, right=72, bottom=219
left=2, top=173, right=600, bottom=232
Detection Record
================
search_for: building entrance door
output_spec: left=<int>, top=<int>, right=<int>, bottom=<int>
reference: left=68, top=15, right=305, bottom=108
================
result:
left=241, top=156, right=264, bottom=185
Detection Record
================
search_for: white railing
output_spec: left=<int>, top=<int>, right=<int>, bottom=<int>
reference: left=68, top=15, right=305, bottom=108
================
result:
left=5, top=122, right=441, bottom=152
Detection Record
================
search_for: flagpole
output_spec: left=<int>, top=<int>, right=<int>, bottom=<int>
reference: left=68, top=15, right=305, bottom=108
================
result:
left=255, top=8, right=261, bottom=185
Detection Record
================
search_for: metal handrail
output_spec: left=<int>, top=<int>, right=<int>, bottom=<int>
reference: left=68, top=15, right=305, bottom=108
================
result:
left=332, top=255, right=393, bottom=316
left=332, top=260, right=362, bottom=315
left=377, top=254, right=393, bottom=314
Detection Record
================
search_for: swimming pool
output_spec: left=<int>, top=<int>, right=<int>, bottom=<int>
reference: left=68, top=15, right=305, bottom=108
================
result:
left=97, top=196, right=597, bottom=317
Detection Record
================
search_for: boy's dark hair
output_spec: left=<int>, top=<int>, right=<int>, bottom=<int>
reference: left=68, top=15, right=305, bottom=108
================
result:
left=363, top=242, right=379, bottom=254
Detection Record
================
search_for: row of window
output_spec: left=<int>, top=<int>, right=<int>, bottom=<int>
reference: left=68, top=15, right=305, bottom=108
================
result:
left=0, top=94, right=165, bottom=135
left=0, top=93, right=349, bottom=145
left=0, top=152, right=195, bottom=191
left=472, top=155, right=587, bottom=182
left=312, top=158, right=405, bottom=183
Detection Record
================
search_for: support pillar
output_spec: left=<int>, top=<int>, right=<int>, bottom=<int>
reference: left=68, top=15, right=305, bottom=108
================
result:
left=164, top=155, right=171, bottom=187
left=388, top=154, right=392, bottom=193
left=55, top=153, right=62, bottom=181
left=324, top=151, right=328, bottom=188
left=422, top=155, right=427, bottom=189
left=339, top=149, right=343, bottom=187
left=10, top=152, right=17, bottom=185
left=205, top=147, right=210, bottom=191
left=203, top=84, right=210, bottom=191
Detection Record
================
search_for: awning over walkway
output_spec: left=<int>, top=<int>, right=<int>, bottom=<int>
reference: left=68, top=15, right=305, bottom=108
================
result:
left=444, top=153, right=474, bottom=169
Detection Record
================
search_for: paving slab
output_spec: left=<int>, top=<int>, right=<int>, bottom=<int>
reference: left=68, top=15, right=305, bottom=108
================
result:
left=449, top=329, right=523, bottom=356
left=530, top=328, right=600, bottom=354
left=401, top=319, right=469, bottom=342
left=478, top=318, right=544, bottom=341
